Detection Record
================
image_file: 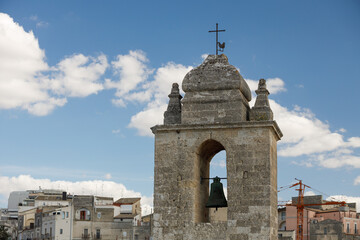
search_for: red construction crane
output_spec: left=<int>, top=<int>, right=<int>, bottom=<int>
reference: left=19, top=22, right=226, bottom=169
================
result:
left=284, top=179, right=346, bottom=240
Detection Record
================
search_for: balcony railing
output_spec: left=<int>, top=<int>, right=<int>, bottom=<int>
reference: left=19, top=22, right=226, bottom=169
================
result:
left=41, top=233, right=50, bottom=240
left=82, top=233, right=91, bottom=239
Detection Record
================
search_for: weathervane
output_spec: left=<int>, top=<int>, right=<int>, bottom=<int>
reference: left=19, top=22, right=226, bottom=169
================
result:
left=209, top=23, right=226, bottom=55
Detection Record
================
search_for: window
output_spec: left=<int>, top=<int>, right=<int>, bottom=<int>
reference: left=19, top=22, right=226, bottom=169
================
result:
left=62, top=211, right=65, bottom=219
left=281, top=211, right=286, bottom=221
left=355, top=223, right=357, bottom=234
left=80, top=210, right=86, bottom=220
left=84, top=229, right=89, bottom=238
left=78, top=209, right=91, bottom=220
left=66, top=212, right=69, bottom=218
left=96, top=229, right=101, bottom=239
left=324, top=227, right=327, bottom=235
left=60, top=229, right=63, bottom=234
left=347, top=223, right=350, bottom=233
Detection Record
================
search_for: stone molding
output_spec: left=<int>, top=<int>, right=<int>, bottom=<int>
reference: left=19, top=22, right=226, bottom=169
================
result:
left=152, top=120, right=283, bottom=140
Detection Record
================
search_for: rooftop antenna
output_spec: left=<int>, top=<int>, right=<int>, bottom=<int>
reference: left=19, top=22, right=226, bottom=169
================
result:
left=209, top=23, right=226, bottom=55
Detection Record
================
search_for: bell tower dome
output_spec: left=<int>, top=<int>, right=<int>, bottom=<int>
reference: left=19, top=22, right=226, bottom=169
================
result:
left=181, top=54, right=252, bottom=124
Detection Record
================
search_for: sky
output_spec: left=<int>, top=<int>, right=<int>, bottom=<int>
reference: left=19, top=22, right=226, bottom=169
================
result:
left=0, top=0, right=360, bottom=214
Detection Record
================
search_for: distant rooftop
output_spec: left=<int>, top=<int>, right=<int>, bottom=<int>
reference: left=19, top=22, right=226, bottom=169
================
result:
left=115, top=198, right=141, bottom=204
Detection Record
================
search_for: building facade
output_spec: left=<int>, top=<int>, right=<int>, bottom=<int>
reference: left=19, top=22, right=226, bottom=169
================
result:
left=278, top=195, right=360, bottom=240
left=13, top=189, right=150, bottom=240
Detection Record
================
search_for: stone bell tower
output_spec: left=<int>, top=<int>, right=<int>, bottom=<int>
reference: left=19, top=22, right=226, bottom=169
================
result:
left=151, top=54, right=282, bottom=240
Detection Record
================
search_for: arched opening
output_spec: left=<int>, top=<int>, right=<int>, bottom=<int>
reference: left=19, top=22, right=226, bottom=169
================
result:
left=209, top=150, right=227, bottom=223
left=75, top=208, right=91, bottom=221
left=195, top=139, right=227, bottom=223
left=25, top=218, right=35, bottom=228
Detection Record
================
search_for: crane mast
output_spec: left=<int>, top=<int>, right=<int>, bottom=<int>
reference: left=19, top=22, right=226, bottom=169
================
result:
left=289, top=179, right=307, bottom=240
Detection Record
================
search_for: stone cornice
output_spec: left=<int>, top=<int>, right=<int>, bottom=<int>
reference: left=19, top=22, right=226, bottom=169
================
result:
left=151, top=120, right=283, bottom=140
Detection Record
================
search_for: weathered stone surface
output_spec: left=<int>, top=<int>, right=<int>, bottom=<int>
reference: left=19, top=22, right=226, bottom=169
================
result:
left=164, top=83, right=182, bottom=125
left=310, top=219, right=344, bottom=240
left=182, top=54, right=252, bottom=124
left=152, top=54, right=282, bottom=240
left=250, top=79, right=273, bottom=121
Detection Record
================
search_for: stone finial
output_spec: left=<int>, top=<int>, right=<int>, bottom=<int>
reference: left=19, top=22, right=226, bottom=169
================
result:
left=250, top=79, right=273, bottom=121
left=164, top=83, right=182, bottom=125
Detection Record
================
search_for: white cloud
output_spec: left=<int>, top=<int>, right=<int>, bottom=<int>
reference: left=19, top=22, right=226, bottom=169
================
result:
left=270, top=101, right=360, bottom=168
left=127, top=62, right=192, bottom=136
left=304, top=190, right=315, bottom=196
left=112, top=129, right=124, bottom=136
left=201, top=54, right=209, bottom=60
left=29, top=15, right=49, bottom=28
left=0, top=13, right=49, bottom=110
left=106, top=51, right=192, bottom=136
left=271, top=100, right=360, bottom=168
left=347, top=137, right=360, bottom=148
left=50, top=54, right=108, bottom=97
left=123, top=60, right=360, bottom=166
left=246, top=77, right=286, bottom=95
left=29, top=15, right=38, bottom=21
left=338, top=128, right=347, bottom=133
left=1, top=13, right=359, bottom=169
left=246, top=78, right=360, bottom=169
left=0, top=175, right=152, bottom=215
left=128, top=103, right=167, bottom=136
left=327, top=195, right=360, bottom=213
left=105, top=50, right=153, bottom=106
left=105, top=173, right=112, bottom=179
left=0, top=13, right=108, bottom=116
left=26, top=97, right=67, bottom=116
left=274, top=101, right=345, bottom=156
left=36, top=21, right=49, bottom=28
left=211, top=159, right=226, bottom=168
left=353, top=176, right=360, bottom=186
left=316, top=153, right=360, bottom=169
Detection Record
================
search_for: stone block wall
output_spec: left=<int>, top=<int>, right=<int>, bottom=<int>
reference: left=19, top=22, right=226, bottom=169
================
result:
left=152, top=122, right=281, bottom=240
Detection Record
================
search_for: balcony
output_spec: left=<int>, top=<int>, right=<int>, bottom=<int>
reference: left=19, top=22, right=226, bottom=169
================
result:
left=41, top=233, right=50, bottom=240
left=82, top=233, right=90, bottom=239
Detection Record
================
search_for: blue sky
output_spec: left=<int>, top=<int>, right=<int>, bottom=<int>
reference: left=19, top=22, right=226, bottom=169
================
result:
left=0, top=0, right=360, bottom=212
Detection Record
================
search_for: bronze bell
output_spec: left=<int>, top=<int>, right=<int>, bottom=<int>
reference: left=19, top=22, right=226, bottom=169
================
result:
left=206, top=176, right=228, bottom=209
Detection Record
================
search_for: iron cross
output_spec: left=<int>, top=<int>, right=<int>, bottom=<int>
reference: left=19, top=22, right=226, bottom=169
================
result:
left=209, top=23, right=226, bottom=55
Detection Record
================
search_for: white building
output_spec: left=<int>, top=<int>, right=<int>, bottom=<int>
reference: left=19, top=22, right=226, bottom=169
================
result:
left=42, top=206, right=72, bottom=240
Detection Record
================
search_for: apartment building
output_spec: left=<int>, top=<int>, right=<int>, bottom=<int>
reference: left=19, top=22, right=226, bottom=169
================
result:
left=13, top=190, right=150, bottom=240
left=278, top=195, right=360, bottom=240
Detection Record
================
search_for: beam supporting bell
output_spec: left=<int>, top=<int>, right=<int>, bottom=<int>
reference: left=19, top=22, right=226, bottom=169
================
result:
left=206, top=176, right=228, bottom=209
